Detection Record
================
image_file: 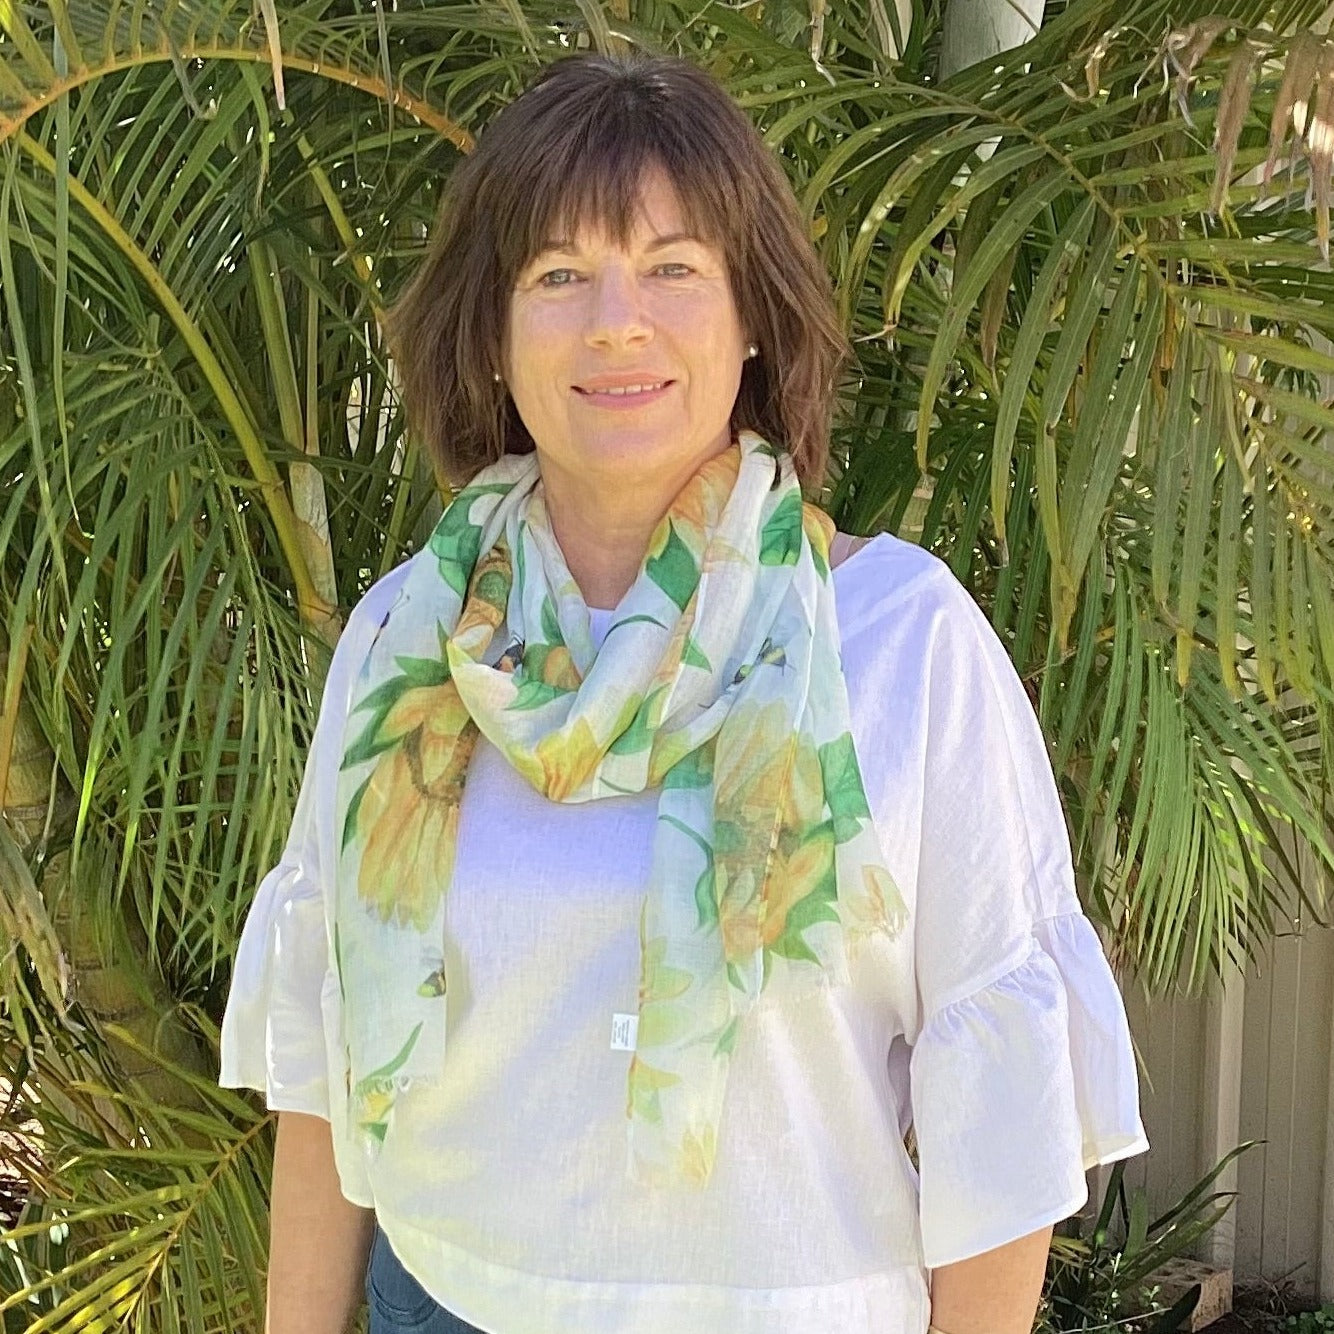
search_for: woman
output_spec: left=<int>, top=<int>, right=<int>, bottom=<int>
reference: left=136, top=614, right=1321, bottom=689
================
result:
left=220, top=52, right=1148, bottom=1334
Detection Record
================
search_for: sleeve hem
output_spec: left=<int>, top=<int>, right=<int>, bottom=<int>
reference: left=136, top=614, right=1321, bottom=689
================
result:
left=1083, top=1129, right=1150, bottom=1171
left=215, top=1074, right=331, bottom=1122
left=911, top=921, right=1148, bottom=1274
left=923, top=1182, right=1089, bottom=1271
left=266, top=1096, right=333, bottom=1120
left=922, top=1129, right=1152, bottom=1270
left=339, top=1182, right=375, bottom=1209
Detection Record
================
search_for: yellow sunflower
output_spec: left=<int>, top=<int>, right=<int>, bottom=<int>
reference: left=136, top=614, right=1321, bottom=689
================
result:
left=714, top=716, right=832, bottom=961
left=355, top=682, right=475, bottom=929
left=801, top=504, right=835, bottom=568
left=527, top=715, right=606, bottom=801
left=677, top=1123, right=718, bottom=1186
left=647, top=446, right=741, bottom=564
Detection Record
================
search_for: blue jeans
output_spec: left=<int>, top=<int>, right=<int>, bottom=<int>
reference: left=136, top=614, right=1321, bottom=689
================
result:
left=365, top=1222, right=487, bottom=1333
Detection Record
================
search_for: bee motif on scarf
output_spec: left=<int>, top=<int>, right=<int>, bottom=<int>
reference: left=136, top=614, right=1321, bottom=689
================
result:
left=369, top=588, right=408, bottom=651
left=731, top=637, right=787, bottom=685
left=417, top=964, right=448, bottom=998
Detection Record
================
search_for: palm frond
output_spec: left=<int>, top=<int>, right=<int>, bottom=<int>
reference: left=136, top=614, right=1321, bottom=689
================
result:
left=3, top=1, right=1333, bottom=1326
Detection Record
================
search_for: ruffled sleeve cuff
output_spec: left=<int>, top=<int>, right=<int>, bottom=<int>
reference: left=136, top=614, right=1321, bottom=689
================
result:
left=910, top=910, right=1149, bottom=1270
left=219, top=861, right=332, bottom=1118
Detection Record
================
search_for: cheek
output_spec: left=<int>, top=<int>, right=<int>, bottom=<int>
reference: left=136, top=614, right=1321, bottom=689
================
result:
left=688, top=293, right=741, bottom=354
left=665, top=295, right=742, bottom=357
left=509, top=300, right=569, bottom=357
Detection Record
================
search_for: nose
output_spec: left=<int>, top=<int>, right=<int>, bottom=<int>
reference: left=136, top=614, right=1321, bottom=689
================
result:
left=584, top=264, right=652, bottom=350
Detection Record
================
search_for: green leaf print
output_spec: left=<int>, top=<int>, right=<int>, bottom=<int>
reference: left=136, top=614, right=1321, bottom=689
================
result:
left=392, top=652, right=454, bottom=689
left=767, top=836, right=839, bottom=969
left=645, top=522, right=700, bottom=611
left=766, top=933, right=821, bottom=966
left=628, top=1058, right=680, bottom=1125
left=693, top=860, right=718, bottom=930
left=817, top=733, right=872, bottom=841
left=641, top=934, right=694, bottom=1004
left=758, top=490, right=803, bottom=566
left=507, top=678, right=569, bottom=712
left=637, top=1000, right=695, bottom=1050
left=658, top=814, right=718, bottom=929
left=429, top=486, right=507, bottom=596
left=352, top=1021, right=424, bottom=1095
left=431, top=529, right=481, bottom=599
left=341, top=717, right=391, bottom=772
left=341, top=661, right=455, bottom=770
left=540, top=595, right=563, bottom=645
left=636, top=936, right=696, bottom=1049
left=713, top=1016, right=740, bottom=1056
left=710, top=813, right=750, bottom=862
left=635, top=934, right=696, bottom=1055
left=682, top=636, right=711, bottom=671
left=662, top=747, right=714, bottom=790
left=340, top=700, right=406, bottom=772
left=609, top=686, right=666, bottom=756
left=342, top=773, right=372, bottom=852
left=780, top=849, right=839, bottom=938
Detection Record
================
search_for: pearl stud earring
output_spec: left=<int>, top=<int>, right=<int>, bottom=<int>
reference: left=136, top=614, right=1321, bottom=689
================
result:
left=493, top=371, right=502, bottom=383
left=746, top=343, right=759, bottom=358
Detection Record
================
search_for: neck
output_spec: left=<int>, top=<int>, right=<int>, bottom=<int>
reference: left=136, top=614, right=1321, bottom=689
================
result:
left=538, top=439, right=732, bottom=610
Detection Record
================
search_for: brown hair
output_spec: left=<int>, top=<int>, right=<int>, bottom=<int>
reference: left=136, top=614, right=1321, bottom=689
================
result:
left=385, top=51, right=849, bottom=491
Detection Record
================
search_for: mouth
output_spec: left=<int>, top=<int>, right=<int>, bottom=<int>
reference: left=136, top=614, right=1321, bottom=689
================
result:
left=573, top=379, right=674, bottom=405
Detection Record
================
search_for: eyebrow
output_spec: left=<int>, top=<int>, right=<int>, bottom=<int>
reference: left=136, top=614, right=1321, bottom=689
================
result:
left=535, top=230, right=705, bottom=255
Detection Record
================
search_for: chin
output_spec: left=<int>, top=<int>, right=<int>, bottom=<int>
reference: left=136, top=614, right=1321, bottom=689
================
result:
left=568, top=427, right=696, bottom=472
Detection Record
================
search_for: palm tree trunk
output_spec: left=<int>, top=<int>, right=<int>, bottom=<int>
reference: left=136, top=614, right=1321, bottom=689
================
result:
left=0, top=634, right=214, bottom=1148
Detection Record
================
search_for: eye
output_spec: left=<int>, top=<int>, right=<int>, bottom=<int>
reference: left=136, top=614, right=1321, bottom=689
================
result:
left=537, top=268, right=579, bottom=288
left=535, top=262, right=695, bottom=289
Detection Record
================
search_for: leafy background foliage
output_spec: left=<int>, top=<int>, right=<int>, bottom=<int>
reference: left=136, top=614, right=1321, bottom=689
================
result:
left=0, top=0, right=1332, bottom=1327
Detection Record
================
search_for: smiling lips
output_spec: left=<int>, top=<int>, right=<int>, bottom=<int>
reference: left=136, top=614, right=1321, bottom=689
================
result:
left=574, top=379, right=674, bottom=407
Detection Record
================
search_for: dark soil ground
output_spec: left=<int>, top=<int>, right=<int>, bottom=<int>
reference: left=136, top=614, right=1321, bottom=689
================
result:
left=1206, top=1280, right=1331, bottom=1334
left=0, top=1081, right=42, bottom=1231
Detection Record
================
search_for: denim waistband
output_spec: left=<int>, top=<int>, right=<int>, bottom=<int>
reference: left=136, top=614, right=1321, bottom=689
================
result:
left=365, top=1221, right=487, bottom=1333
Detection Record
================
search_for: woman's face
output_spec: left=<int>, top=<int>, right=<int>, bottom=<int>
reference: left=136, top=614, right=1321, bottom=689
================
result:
left=503, top=166, right=749, bottom=491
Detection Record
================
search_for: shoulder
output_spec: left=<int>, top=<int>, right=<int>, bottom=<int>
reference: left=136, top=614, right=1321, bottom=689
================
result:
left=831, top=534, right=1027, bottom=717
left=832, top=532, right=977, bottom=644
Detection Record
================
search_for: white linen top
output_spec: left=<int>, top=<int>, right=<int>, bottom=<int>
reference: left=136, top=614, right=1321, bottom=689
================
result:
left=219, top=533, right=1149, bottom=1334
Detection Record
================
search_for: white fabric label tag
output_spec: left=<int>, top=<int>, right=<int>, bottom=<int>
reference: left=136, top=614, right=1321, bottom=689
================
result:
left=610, top=1013, right=639, bottom=1051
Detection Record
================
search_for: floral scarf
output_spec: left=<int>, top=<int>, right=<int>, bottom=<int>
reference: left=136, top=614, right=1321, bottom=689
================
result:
left=334, top=429, right=908, bottom=1187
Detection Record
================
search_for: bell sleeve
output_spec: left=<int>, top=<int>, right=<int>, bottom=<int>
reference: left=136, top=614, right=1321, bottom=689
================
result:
left=218, top=698, right=335, bottom=1119
left=218, top=854, right=329, bottom=1116
left=216, top=571, right=391, bottom=1130
left=906, top=567, right=1149, bottom=1271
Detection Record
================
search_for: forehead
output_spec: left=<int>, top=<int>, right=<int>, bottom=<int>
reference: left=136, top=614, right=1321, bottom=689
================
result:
left=531, top=165, right=719, bottom=255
